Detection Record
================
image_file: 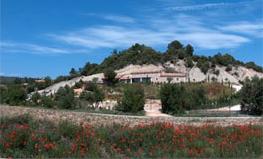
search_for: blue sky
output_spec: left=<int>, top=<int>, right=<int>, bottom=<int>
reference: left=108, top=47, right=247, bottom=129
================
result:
left=1, top=0, right=263, bottom=78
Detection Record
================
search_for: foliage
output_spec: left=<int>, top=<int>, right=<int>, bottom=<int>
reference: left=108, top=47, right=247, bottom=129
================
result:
left=80, top=62, right=100, bottom=76
left=100, top=44, right=162, bottom=71
left=160, top=84, right=185, bottom=114
left=103, top=68, right=117, bottom=85
left=160, top=83, right=238, bottom=114
left=1, top=115, right=262, bottom=158
left=30, top=92, right=41, bottom=106
left=240, top=77, right=263, bottom=115
left=0, top=85, right=27, bottom=105
left=55, top=86, right=76, bottom=109
left=185, top=57, right=194, bottom=68
left=185, top=44, right=194, bottom=56
left=117, top=84, right=145, bottom=113
left=225, top=65, right=232, bottom=72
left=197, top=57, right=210, bottom=74
left=79, top=83, right=104, bottom=107
left=245, top=62, right=263, bottom=72
left=41, top=95, right=55, bottom=108
left=69, top=68, right=79, bottom=78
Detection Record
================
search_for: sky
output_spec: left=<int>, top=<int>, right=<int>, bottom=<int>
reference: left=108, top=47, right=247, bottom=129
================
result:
left=1, top=0, right=263, bottom=78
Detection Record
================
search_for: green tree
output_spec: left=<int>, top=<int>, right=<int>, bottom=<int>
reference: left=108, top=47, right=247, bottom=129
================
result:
left=0, top=86, right=8, bottom=104
left=81, top=63, right=100, bottom=76
left=240, top=77, right=263, bottom=115
left=117, top=85, right=145, bottom=113
left=69, top=68, right=78, bottom=78
left=166, top=40, right=184, bottom=59
left=103, top=68, right=117, bottom=85
left=31, top=92, right=41, bottom=106
left=185, top=44, right=194, bottom=56
left=41, top=95, right=54, bottom=108
left=185, top=57, right=194, bottom=68
left=80, top=83, right=104, bottom=107
left=55, top=85, right=76, bottom=109
left=5, top=85, right=27, bottom=105
left=160, top=84, right=185, bottom=114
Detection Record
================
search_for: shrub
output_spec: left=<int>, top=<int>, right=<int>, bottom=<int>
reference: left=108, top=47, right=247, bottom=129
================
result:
left=117, top=84, right=145, bottom=113
left=160, top=84, right=185, bottom=114
left=103, top=68, right=117, bottom=85
left=225, top=65, right=232, bottom=72
left=30, top=92, right=41, bottom=106
left=55, top=86, right=76, bottom=109
left=41, top=95, right=55, bottom=108
left=185, top=57, right=194, bottom=68
left=4, top=85, right=27, bottom=105
left=79, top=83, right=104, bottom=107
left=240, top=77, right=263, bottom=115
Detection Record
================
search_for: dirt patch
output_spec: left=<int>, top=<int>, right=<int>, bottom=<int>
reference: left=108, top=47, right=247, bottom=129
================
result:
left=0, top=105, right=262, bottom=127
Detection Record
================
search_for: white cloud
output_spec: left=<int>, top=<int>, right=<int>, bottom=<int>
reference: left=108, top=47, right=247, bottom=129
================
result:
left=49, top=14, right=250, bottom=50
left=166, top=1, right=251, bottom=12
left=0, top=42, right=70, bottom=54
left=103, top=15, right=135, bottom=23
left=219, top=22, right=263, bottom=37
left=84, top=13, right=135, bottom=23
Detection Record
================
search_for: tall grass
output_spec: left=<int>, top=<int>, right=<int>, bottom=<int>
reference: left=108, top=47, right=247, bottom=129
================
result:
left=0, top=115, right=262, bottom=158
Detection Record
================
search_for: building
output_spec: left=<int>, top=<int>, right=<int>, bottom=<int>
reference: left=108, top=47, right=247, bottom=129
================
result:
left=117, top=70, right=187, bottom=84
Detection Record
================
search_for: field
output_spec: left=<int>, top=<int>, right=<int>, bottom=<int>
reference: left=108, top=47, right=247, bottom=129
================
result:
left=0, top=105, right=263, bottom=158
left=0, top=114, right=262, bottom=158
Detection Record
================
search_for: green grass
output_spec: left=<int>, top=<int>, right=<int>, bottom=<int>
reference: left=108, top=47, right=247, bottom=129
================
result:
left=0, top=115, right=262, bottom=158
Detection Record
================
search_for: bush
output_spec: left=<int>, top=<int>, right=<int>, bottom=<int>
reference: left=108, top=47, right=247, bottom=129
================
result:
left=103, top=68, right=117, bottom=86
left=117, top=84, right=145, bottom=113
left=225, top=65, right=232, bottom=72
left=79, top=83, right=104, bottom=107
left=41, top=95, right=55, bottom=108
left=30, top=92, right=41, bottom=106
left=240, top=77, right=263, bottom=115
left=185, top=57, right=194, bottom=68
left=4, top=85, right=27, bottom=105
left=160, top=84, right=185, bottom=114
left=55, top=86, right=76, bottom=109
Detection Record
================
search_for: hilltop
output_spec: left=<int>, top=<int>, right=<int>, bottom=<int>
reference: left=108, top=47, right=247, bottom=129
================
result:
left=39, top=40, right=263, bottom=94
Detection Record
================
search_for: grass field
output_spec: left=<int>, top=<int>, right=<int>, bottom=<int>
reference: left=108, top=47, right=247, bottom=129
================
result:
left=0, top=114, right=262, bottom=158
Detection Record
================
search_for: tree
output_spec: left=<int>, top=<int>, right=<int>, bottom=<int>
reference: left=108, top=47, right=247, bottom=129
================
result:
left=103, top=68, right=117, bottom=85
left=31, top=92, right=41, bottom=106
left=166, top=40, right=184, bottom=58
left=185, top=57, right=194, bottom=68
left=160, top=84, right=208, bottom=114
left=81, top=62, right=100, bottom=76
left=44, top=76, right=52, bottom=86
left=5, top=85, right=27, bottom=105
left=55, top=85, right=76, bottom=109
left=41, top=95, right=54, bottom=108
left=185, top=44, right=194, bottom=56
left=160, top=84, right=185, bottom=114
left=0, top=86, right=8, bottom=104
left=240, top=77, right=263, bottom=115
left=117, top=85, right=145, bottom=113
left=79, top=83, right=104, bottom=107
left=69, top=68, right=78, bottom=78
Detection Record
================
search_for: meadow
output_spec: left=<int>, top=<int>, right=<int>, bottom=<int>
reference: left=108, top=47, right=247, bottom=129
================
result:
left=0, top=114, right=262, bottom=158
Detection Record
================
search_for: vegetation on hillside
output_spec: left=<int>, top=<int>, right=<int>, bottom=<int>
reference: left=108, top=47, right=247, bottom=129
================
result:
left=240, top=77, right=263, bottom=115
left=160, top=83, right=239, bottom=115
left=69, top=40, right=263, bottom=77
left=116, top=84, right=145, bottom=113
left=1, top=115, right=262, bottom=158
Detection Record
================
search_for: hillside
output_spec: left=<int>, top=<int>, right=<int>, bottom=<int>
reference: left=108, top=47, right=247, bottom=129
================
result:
left=77, top=41, right=262, bottom=77
left=38, top=40, right=263, bottom=94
